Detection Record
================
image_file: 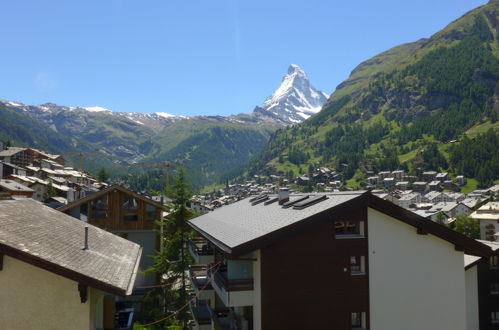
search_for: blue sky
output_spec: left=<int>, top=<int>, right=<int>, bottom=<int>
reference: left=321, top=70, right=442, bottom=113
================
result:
left=0, top=0, right=488, bottom=117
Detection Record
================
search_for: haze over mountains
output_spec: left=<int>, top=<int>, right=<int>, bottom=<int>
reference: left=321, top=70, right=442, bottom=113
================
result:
left=0, top=64, right=329, bottom=186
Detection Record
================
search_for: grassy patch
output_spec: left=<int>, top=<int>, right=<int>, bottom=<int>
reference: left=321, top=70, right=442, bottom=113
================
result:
left=460, top=178, right=479, bottom=194
left=199, top=183, right=224, bottom=194
left=399, top=149, right=419, bottom=163
left=465, top=121, right=499, bottom=138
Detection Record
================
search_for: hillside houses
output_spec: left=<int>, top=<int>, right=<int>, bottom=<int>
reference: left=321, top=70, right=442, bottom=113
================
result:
left=0, top=147, right=97, bottom=205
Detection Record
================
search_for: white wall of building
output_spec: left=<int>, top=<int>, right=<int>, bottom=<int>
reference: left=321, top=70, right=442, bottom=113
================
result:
left=465, top=265, right=479, bottom=330
left=0, top=255, right=103, bottom=330
left=126, top=230, right=157, bottom=287
left=479, top=219, right=499, bottom=241
left=368, top=208, right=466, bottom=330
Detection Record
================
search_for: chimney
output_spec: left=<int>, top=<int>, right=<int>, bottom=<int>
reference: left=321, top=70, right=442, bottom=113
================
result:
left=278, top=188, right=290, bottom=205
left=83, top=226, right=89, bottom=250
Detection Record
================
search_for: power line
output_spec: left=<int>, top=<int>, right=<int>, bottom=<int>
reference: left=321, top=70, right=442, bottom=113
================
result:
left=137, top=262, right=222, bottom=328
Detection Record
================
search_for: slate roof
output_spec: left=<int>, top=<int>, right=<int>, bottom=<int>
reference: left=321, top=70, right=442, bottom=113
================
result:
left=189, top=191, right=492, bottom=257
left=0, top=199, right=141, bottom=295
left=0, top=179, right=34, bottom=192
left=0, top=147, right=26, bottom=157
left=465, top=240, right=499, bottom=269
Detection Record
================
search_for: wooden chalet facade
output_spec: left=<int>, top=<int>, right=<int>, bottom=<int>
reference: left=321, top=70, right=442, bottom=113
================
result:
left=58, top=185, right=164, bottom=290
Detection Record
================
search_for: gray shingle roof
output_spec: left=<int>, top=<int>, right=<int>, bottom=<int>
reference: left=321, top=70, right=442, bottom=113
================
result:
left=0, top=199, right=141, bottom=295
left=189, top=192, right=363, bottom=254
left=0, top=179, right=34, bottom=192
left=190, top=191, right=493, bottom=258
left=0, top=147, right=26, bottom=157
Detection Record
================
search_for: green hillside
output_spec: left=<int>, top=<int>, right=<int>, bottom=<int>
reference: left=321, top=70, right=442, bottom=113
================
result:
left=127, top=117, right=279, bottom=189
left=241, top=0, right=499, bottom=188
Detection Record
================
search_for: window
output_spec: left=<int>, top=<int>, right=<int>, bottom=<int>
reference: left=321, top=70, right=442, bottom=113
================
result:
left=91, top=195, right=108, bottom=219
left=492, top=311, right=499, bottom=324
left=122, top=195, right=138, bottom=222
left=491, top=283, right=499, bottom=295
left=334, top=221, right=364, bottom=238
left=146, top=204, right=156, bottom=222
left=350, top=256, right=365, bottom=275
left=351, top=312, right=366, bottom=329
left=490, top=256, right=499, bottom=269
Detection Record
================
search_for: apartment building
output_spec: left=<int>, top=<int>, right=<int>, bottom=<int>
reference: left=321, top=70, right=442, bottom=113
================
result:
left=187, top=191, right=491, bottom=330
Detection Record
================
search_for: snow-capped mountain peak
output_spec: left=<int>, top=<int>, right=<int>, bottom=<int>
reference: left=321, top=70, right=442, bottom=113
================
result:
left=257, top=64, right=329, bottom=125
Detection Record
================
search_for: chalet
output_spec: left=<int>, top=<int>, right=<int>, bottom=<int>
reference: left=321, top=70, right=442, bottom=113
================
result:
left=378, top=171, right=391, bottom=180
left=436, top=172, right=449, bottom=182
left=428, top=180, right=442, bottom=192
left=457, top=175, right=467, bottom=186
left=412, top=181, right=428, bottom=194
left=395, top=192, right=421, bottom=209
left=470, top=202, right=499, bottom=242
left=187, top=191, right=490, bottom=330
left=58, top=185, right=164, bottom=289
left=430, top=202, right=472, bottom=220
left=395, top=181, right=408, bottom=191
left=0, top=199, right=141, bottom=329
left=391, top=169, right=404, bottom=181
left=0, top=147, right=30, bottom=167
left=444, top=180, right=461, bottom=192
left=0, top=179, right=34, bottom=199
left=0, top=160, right=26, bottom=178
left=463, top=197, right=485, bottom=210
left=423, top=171, right=438, bottom=182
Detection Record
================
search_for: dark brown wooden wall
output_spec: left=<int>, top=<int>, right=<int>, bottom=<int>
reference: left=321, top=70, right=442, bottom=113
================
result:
left=478, top=255, right=499, bottom=329
left=260, top=207, right=369, bottom=330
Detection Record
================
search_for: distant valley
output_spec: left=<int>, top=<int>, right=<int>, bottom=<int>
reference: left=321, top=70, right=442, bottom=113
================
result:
left=0, top=64, right=328, bottom=188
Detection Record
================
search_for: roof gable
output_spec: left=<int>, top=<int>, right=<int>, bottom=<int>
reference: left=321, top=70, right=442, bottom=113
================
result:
left=57, top=184, right=163, bottom=212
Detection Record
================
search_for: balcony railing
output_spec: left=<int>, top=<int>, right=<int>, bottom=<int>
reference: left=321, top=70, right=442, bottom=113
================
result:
left=188, top=238, right=215, bottom=264
left=189, top=238, right=214, bottom=256
left=189, top=265, right=213, bottom=291
left=189, top=299, right=212, bottom=326
left=208, top=268, right=254, bottom=292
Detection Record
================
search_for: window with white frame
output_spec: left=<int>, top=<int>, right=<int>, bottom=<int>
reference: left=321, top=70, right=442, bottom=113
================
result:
left=491, top=283, right=499, bottom=295
left=490, top=256, right=499, bottom=269
left=492, top=311, right=499, bottom=324
left=351, top=312, right=366, bottom=329
left=350, top=256, right=366, bottom=275
left=334, top=220, right=365, bottom=238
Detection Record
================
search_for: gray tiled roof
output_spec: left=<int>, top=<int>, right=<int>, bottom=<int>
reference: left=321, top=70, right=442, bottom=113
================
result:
left=0, top=199, right=141, bottom=295
left=0, top=147, right=26, bottom=157
left=0, top=179, right=34, bottom=192
left=189, top=192, right=363, bottom=252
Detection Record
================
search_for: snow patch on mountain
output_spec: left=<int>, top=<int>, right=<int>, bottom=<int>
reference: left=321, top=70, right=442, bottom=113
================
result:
left=84, top=106, right=112, bottom=112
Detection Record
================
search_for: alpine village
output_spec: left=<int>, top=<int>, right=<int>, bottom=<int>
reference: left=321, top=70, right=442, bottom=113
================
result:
left=1, top=1, right=499, bottom=330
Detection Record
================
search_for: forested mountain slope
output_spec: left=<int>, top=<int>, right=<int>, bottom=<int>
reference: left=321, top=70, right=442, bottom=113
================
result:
left=242, top=0, right=499, bottom=188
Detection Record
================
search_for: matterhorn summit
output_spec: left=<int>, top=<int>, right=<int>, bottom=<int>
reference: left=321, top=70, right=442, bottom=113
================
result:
left=254, top=64, right=329, bottom=125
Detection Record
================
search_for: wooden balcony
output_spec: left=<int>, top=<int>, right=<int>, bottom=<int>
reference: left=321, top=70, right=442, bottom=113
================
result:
left=188, top=238, right=215, bottom=264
